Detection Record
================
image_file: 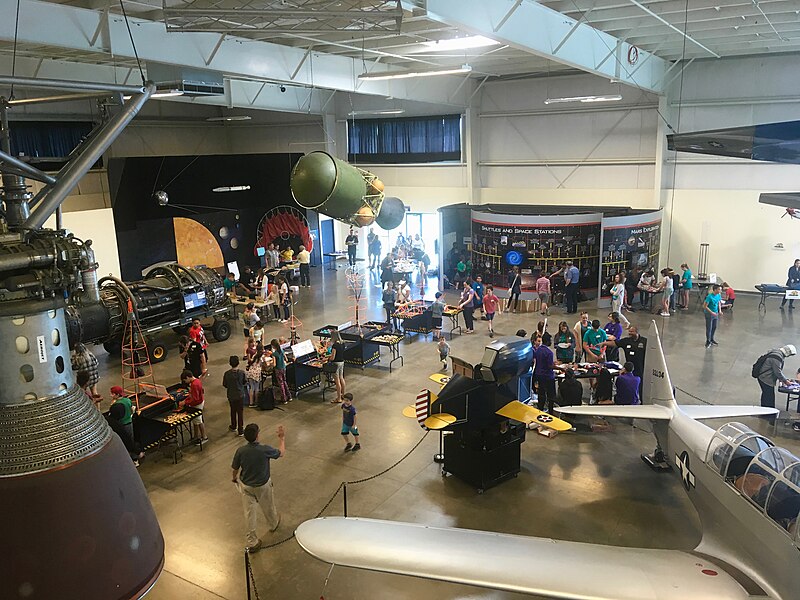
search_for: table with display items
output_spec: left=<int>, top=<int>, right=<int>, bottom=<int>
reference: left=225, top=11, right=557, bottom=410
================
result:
left=442, top=305, right=463, bottom=339
left=553, top=362, right=622, bottom=379
left=267, top=262, right=299, bottom=284
left=312, top=323, right=382, bottom=370
left=131, top=382, right=203, bottom=464
left=390, top=259, right=417, bottom=283
left=369, top=331, right=405, bottom=372
left=755, top=283, right=795, bottom=314
left=694, top=276, right=724, bottom=308
left=778, top=383, right=800, bottom=411
left=338, top=322, right=388, bottom=369
left=228, top=294, right=275, bottom=320
left=393, top=300, right=434, bottom=337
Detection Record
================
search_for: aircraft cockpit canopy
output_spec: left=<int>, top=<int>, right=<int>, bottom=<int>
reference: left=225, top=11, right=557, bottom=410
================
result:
left=706, top=422, right=774, bottom=480
left=706, top=422, right=800, bottom=539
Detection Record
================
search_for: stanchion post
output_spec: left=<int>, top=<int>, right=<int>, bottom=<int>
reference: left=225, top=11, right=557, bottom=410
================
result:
left=245, top=550, right=252, bottom=600
left=343, top=483, right=348, bottom=517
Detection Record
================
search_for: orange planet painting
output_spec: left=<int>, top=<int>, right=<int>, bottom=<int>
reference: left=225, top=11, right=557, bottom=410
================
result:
left=173, top=217, right=224, bottom=269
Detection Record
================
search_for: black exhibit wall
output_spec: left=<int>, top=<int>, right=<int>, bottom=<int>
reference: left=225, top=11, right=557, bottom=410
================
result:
left=439, top=203, right=654, bottom=299
left=108, top=153, right=321, bottom=281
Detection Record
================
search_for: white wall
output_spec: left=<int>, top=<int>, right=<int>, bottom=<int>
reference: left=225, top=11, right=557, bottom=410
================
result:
left=660, top=54, right=800, bottom=289
left=44, top=208, right=121, bottom=279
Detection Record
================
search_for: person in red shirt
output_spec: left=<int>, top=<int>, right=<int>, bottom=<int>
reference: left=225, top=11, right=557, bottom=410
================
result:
left=536, top=272, right=551, bottom=316
left=188, top=318, right=209, bottom=377
left=482, top=284, right=502, bottom=338
left=722, top=282, right=736, bottom=310
left=180, top=369, right=208, bottom=445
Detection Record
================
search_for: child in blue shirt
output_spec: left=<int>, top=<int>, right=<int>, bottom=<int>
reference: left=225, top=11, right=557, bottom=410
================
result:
left=341, top=393, right=360, bottom=452
left=703, top=284, right=722, bottom=348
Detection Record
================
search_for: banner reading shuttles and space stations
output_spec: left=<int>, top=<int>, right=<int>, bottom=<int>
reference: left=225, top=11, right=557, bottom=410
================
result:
left=469, top=209, right=663, bottom=303
left=470, top=211, right=603, bottom=299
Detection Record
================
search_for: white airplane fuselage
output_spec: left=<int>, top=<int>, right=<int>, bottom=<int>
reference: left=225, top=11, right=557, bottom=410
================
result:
left=660, top=409, right=799, bottom=600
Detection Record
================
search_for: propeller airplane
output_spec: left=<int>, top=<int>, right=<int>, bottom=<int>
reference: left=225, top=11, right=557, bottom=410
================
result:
left=296, top=323, right=798, bottom=600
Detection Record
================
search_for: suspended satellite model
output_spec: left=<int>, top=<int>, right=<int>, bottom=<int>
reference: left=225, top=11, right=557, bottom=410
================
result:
left=290, top=151, right=405, bottom=229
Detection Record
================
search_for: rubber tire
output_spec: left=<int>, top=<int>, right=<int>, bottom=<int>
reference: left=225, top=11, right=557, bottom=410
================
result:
left=149, top=342, right=168, bottom=364
left=212, top=319, right=232, bottom=342
left=102, top=340, right=121, bottom=355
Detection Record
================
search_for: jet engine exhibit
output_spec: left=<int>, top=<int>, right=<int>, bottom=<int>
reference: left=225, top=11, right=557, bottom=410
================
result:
left=67, top=263, right=232, bottom=361
left=290, top=151, right=405, bottom=229
left=0, top=80, right=164, bottom=598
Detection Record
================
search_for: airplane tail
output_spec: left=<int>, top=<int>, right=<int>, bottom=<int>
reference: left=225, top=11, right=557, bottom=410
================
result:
left=642, top=321, right=677, bottom=409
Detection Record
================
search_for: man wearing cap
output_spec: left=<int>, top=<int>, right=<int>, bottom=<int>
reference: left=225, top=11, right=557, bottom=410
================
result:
left=755, top=344, right=796, bottom=409
left=110, top=386, right=134, bottom=439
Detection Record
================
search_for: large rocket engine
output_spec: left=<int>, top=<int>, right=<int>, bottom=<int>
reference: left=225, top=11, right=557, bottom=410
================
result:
left=0, top=81, right=164, bottom=599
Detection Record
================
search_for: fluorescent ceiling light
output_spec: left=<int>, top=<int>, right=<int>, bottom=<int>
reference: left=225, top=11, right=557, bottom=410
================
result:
left=420, top=35, right=499, bottom=51
left=151, top=89, right=184, bottom=98
left=544, top=94, right=623, bottom=105
left=359, top=64, right=472, bottom=81
left=348, top=109, right=406, bottom=116
left=213, top=185, right=251, bottom=193
left=206, top=115, right=252, bottom=122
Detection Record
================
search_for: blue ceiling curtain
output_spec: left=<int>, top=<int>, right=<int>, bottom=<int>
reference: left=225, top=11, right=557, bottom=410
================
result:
left=348, top=114, right=461, bottom=163
left=9, top=121, right=93, bottom=159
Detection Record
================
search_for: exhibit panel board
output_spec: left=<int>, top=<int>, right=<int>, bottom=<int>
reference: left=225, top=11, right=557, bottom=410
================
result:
left=470, top=211, right=602, bottom=300
left=597, top=211, right=662, bottom=308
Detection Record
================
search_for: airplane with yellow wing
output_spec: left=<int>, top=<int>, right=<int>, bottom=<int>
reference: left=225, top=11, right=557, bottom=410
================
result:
left=296, top=323, right=796, bottom=600
left=404, top=387, right=571, bottom=433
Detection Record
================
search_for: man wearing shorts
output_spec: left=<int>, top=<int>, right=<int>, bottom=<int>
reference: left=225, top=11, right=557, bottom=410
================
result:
left=536, top=272, right=551, bottom=315
left=431, top=291, right=446, bottom=339
left=482, top=284, right=501, bottom=338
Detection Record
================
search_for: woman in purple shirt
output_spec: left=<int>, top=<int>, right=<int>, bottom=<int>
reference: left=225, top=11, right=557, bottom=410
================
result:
left=532, top=334, right=556, bottom=414
left=614, top=362, right=641, bottom=405
left=603, top=312, right=623, bottom=362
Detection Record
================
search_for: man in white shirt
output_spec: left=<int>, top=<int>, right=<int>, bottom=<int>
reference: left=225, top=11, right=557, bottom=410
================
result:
left=297, top=245, right=311, bottom=287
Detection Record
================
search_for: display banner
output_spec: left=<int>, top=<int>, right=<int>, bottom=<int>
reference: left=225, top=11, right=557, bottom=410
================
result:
left=597, top=210, right=662, bottom=308
left=471, top=211, right=602, bottom=299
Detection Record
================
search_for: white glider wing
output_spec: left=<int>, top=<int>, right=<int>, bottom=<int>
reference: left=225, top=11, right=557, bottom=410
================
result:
left=556, top=404, right=674, bottom=420
left=295, top=517, right=754, bottom=600
left=679, top=405, right=778, bottom=420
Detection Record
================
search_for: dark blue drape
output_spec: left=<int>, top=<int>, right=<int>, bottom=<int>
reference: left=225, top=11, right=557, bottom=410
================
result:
left=9, top=121, right=92, bottom=158
left=348, top=114, right=461, bottom=163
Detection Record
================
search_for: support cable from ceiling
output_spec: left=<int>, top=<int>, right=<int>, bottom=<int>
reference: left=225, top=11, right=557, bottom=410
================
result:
left=8, top=0, right=21, bottom=100
left=665, top=0, right=691, bottom=263
left=117, top=0, right=146, bottom=86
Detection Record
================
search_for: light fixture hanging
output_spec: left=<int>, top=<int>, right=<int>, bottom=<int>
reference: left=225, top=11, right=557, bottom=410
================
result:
left=359, top=64, right=472, bottom=81
left=543, top=94, right=623, bottom=105
left=206, top=115, right=252, bottom=122
left=212, top=185, right=251, bottom=193
left=419, top=36, right=499, bottom=52
left=348, top=109, right=406, bottom=116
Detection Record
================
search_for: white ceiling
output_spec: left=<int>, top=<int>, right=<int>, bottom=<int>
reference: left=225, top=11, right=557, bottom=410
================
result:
left=2, top=0, right=800, bottom=111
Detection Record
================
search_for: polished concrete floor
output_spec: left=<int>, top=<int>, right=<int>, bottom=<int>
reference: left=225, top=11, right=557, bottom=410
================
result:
left=92, top=265, right=800, bottom=599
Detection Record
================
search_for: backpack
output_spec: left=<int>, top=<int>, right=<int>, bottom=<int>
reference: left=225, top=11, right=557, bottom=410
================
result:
left=751, top=351, right=778, bottom=378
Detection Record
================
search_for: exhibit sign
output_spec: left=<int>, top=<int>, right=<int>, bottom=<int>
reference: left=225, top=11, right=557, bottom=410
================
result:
left=597, top=210, right=663, bottom=308
left=471, top=211, right=602, bottom=299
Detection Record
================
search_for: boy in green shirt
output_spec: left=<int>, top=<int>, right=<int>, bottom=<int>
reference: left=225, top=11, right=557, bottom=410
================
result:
left=110, top=385, right=134, bottom=438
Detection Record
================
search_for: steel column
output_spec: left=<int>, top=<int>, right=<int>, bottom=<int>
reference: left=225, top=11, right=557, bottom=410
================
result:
left=23, top=85, right=154, bottom=230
